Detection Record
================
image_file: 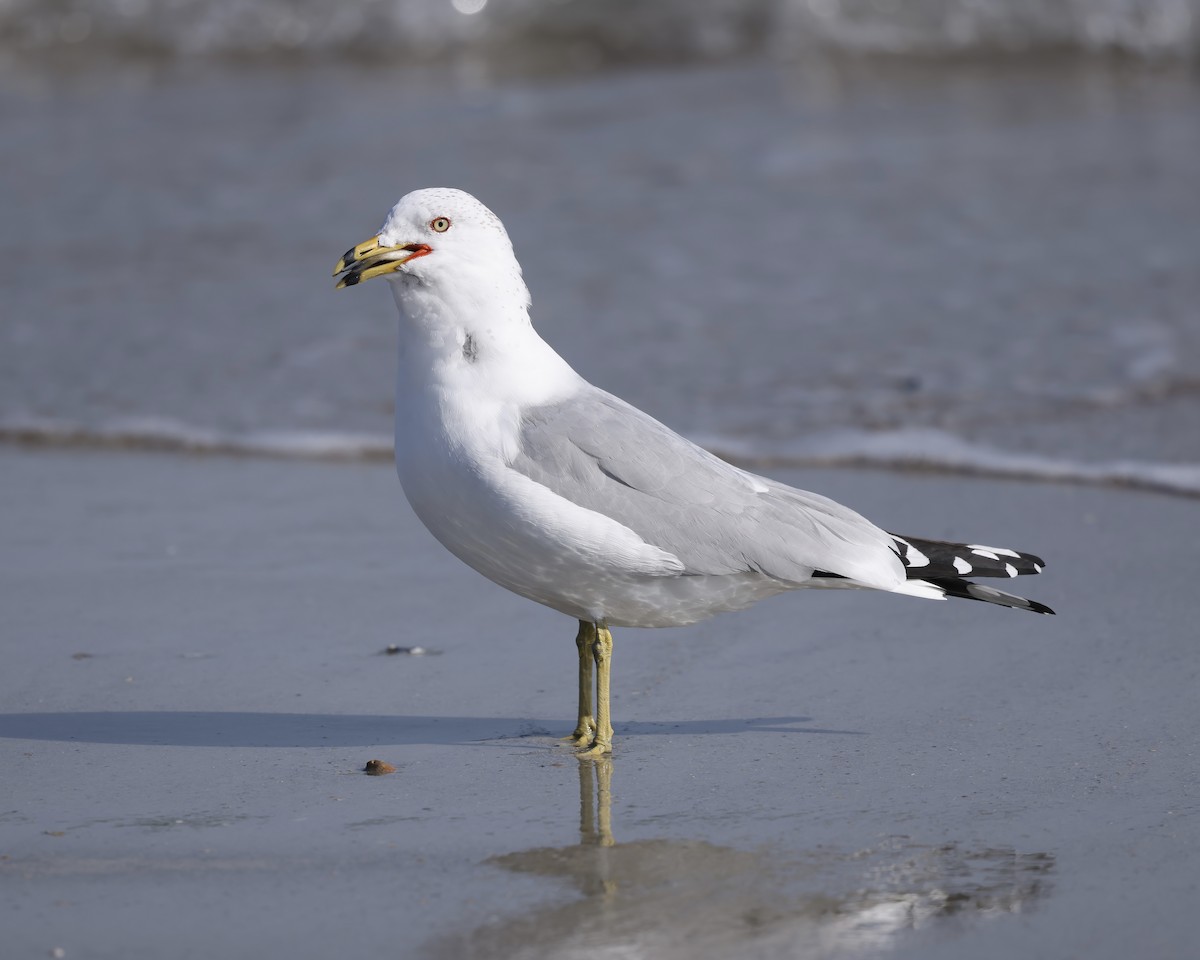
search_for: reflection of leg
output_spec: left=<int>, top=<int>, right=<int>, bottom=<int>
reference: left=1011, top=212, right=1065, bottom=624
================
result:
left=579, top=754, right=596, bottom=842
left=592, top=757, right=618, bottom=898
left=577, top=757, right=616, bottom=849
left=575, top=757, right=618, bottom=898
left=565, top=621, right=596, bottom=746
left=595, top=757, right=614, bottom=848
left=578, top=624, right=613, bottom=757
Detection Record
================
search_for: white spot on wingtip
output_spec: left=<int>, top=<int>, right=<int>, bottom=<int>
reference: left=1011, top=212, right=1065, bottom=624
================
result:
left=1033, top=563, right=1043, bottom=573
left=967, top=544, right=1019, bottom=558
left=1004, top=563, right=1018, bottom=577
left=953, top=556, right=973, bottom=574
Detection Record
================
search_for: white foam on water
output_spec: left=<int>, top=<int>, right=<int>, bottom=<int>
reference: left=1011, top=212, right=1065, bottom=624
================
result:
left=697, top=427, right=1200, bottom=498
left=0, top=415, right=392, bottom=462
left=4, top=416, right=1200, bottom=498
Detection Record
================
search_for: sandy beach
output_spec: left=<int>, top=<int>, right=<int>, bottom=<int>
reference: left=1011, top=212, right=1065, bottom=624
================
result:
left=2, top=447, right=1196, bottom=958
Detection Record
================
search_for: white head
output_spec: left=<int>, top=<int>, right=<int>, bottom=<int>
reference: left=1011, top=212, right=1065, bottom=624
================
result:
left=334, top=188, right=531, bottom=333
left=334, top=188, right=581, bottom=404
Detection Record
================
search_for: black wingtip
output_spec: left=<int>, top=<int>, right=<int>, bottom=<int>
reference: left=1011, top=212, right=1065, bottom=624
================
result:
left=924, top=577, right=1057, bottom=616
left=891, top=534, right=1049, bottom=581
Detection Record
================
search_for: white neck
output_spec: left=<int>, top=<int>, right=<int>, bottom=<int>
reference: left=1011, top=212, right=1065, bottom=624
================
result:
left=390, top=274, right=584, bottom=412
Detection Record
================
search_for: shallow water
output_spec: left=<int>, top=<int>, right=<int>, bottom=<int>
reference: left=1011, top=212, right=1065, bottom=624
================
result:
left=2, top=57, right=1199, bottom=492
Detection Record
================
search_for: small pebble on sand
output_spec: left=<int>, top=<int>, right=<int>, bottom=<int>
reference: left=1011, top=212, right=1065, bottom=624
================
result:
left=384, top=645, right=429, bottom=656
left=364, top=760, right=397, bottom=776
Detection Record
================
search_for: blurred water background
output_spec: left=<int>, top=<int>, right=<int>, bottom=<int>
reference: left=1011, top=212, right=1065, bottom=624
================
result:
left=5, top=0, right=1199, bottom=61
left=2, top=0, right=1199, bottom=494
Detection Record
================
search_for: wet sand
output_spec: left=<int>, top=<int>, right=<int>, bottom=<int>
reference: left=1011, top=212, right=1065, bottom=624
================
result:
left=1, top=447, right=1196, bottom=959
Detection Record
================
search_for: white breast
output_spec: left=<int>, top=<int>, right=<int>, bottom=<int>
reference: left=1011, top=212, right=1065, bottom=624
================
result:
left=392, top=322, right=686, bottom=624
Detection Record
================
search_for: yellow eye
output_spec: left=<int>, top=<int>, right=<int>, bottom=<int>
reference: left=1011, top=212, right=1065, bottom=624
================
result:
left=430, top=216, right=451, bottom=233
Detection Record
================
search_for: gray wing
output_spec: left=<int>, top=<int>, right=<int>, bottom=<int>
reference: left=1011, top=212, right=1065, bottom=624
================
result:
left=510, top=387, right=904, bottom=588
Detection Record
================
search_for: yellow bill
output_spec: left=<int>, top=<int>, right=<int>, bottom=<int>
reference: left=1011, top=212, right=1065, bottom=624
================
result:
left=333, top=236, right=432, bottom=289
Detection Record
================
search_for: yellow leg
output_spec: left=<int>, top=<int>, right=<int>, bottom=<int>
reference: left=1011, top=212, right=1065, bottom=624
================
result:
left=563, top=620, right=596, bottom=746
left=577, top=624, right=614, bottom=757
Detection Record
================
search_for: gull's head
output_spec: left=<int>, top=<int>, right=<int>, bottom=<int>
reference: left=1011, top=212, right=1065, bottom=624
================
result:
left=333, top=187, right=519, bottom=292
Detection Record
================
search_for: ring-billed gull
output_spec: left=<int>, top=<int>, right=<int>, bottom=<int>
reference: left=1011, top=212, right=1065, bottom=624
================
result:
left=334, top=187, right=1053, bottom=757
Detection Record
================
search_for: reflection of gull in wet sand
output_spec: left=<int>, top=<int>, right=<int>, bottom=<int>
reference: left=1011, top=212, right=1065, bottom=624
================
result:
left=426, top=761, right=1054, bottom=960
left=335, top=188, right=1055, bottom=756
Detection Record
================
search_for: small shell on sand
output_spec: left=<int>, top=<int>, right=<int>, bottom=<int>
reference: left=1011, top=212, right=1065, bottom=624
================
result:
left=363, top=760, right=397, bottom=776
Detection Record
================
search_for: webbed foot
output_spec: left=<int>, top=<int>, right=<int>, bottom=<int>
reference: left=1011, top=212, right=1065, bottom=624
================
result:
left=575, top=736, right=612, bottom=758
left=562, top=718, right=596, bottom=747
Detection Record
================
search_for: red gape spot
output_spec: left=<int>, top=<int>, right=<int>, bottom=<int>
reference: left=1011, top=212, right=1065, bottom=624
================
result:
left=400, top=243, right=433, bottom=262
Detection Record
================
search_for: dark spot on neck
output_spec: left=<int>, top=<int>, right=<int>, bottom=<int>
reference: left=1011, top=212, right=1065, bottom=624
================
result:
left=462, top=333, right=478, bottom=363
